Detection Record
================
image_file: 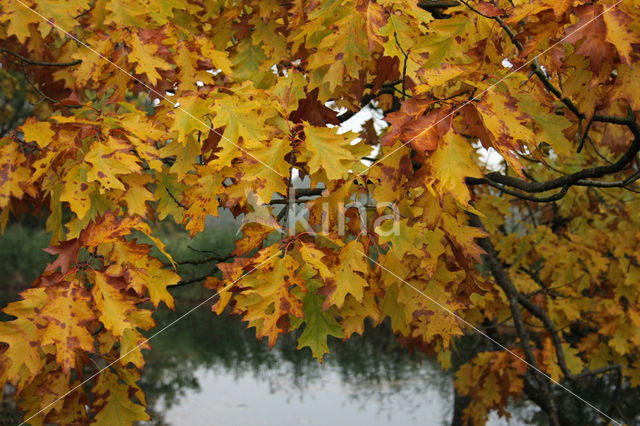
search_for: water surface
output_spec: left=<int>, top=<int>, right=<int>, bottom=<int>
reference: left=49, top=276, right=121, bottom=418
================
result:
left=140, top=295, right=524, bottom=426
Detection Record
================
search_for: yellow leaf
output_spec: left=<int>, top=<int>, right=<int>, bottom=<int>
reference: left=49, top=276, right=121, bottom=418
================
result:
left=324, top=240, right=369, bottom=308
left=40, top=279, right=95, bottom=373
left=0, top=142, right=30, bottom=208
left=376, top=218, right=425, bottom=257
left=359, top=0, right=387, bottom=51
left=380, top=283, right=410, bottom=334
left=612, top=64, right=640, bottom=112
left=299, top=242, right=334, bottom=281
left=340, top=291, right=380, bottom=337
left=240, top=254, right=305, bottom=347
left=210, top=89, right=270, bottom=145
left=429, top=131, right=482, bottom=205
left=92, top=369, right=150, bottom=425
left=413, top=15, right=473, bottom=69
left=85, top=140, right=141, bottom=191
left=0, top=1, right=41, bottom=43
left=168, top=96, right=211, bottom=146
left=160, top=135, right=201, bottom=180
left=603, top=8, right=640, bottom=65
left=60, top=163, right=96, bottom=219
left=20, top=118, right=54, bottom=148
left=127, top=32, right=173, bottom=85
left=121, top=174, right=154, bottom=217
left=107, top=240, right=177, bottom=308
left=301, top=123, right=356, bottom=180
left=35, top=0, right=86, bottom=33
left=154, top=170, right=187, bottom=222
left=91, top=271, right=137, bottom=336
left=183, top=165, right=225, bottom=236
left=0, top=319, right=41, bottom=380
left=474, top=90, right=536, bottom=171
left=80, top=212, right=146, bottom=247
left=196, top=36, right=234, bottom=76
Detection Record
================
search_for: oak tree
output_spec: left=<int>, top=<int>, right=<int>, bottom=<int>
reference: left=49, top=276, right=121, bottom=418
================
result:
left=1, top=0, right=640, bottom=424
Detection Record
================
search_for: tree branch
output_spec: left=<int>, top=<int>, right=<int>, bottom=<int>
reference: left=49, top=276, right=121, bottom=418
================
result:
left=469, top=213, right=561, bottom=426
left=393, top=32, right=409, bottom=101
left=337, top=87, right=398, bottom=123
left=480, top=178, right=570, bottom=202
left=574, top=171, right=640, bottom=188
left=593, top=113, right=635, bottom=126
left=466, top=129, right=640, bottom=201
left=417, top=1, right=460, bottom=19
left=458, top=2, right=585, bottom=121
left=22, top=66, right=82, bottom=108
left=473, top=214, right=627, bottom=424
left=515, top=292, right=573, bottom=380
left=570, top=364, right=621, bottom=381
left=176, top=253, right=232, bottom=266
left=168, top=273, right=212, bottom=288
left=577, top=108, right=597, bottom=153
left=0, top=48, right=82, bottom=67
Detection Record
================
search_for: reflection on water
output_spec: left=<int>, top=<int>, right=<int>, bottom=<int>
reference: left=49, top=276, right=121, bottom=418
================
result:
left=141, top=298, right=453, bottom=426
left=140, top=291, right=532, bottom=426
left=160, top=368, right=448, bottom=426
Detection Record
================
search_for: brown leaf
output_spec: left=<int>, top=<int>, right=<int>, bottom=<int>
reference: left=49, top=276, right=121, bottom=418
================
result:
left=476, top=2, right=504, bottom=17
left=43, top=239, right=80, bottom=274
left=564, top=4, right=615, bottom=75
left=371, top=55, right=401, bottom=92
left=402, top=108, right=452, bottom=154
left=289, top=88, right=339, bottom=125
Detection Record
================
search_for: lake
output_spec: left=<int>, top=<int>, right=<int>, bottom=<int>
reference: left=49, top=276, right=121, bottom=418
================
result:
left=140, top=289, right=529, bottom=426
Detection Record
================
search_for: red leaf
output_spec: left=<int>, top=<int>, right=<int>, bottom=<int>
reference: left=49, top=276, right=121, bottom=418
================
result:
left=43, top=239, right=80, bottom=274
left=477, top=2, right=504, bottom=17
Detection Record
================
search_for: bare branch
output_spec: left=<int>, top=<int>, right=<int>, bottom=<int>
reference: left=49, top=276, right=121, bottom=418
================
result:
left=176, top=253, right=232, bottom=266
left=1, top=48, right=82, bottom=67
left=467, top=130, right=640, bottom=201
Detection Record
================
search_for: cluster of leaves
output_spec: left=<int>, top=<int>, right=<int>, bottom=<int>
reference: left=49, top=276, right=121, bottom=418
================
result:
left=1, top=0, right=640, bottom=424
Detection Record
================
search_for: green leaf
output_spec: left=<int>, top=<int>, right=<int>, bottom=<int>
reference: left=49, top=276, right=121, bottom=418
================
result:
left=297, top=285, right=344, bottom=361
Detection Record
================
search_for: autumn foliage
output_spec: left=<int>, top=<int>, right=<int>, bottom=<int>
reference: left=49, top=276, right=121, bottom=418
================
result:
left=1, top=0, right=640, bottom=424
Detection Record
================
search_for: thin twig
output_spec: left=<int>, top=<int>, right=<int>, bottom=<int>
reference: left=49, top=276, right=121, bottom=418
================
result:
left=393, top=32, right=409, bottom=101
left=166, top=188, right=187, bottom=209
left=1, top=48, right=82, bottom=66
left=176, top=253, right=232, bottom=266
left=22, top=67, right=82, bottom=108
left=577, top=107, right=597, bottom=153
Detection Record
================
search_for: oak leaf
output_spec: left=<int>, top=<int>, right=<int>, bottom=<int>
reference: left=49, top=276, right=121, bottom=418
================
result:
left=92, top=369, right=150, bottom=425
left=127, top=31, right=172, bottom=85
left=40, top=278, right=95, bottom=373
left=20, top=118, right=54, bottom=148
left=301, top=123, right=357, bottom=180
left=322, top=240, right=369, bottom=309
left=296, top=284, right=344, bottom=361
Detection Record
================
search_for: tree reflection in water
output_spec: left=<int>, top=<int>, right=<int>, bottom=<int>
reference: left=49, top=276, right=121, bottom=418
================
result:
left=140, top=288, right=640, bottom=426
left=140, top=296, right=452, bottom=426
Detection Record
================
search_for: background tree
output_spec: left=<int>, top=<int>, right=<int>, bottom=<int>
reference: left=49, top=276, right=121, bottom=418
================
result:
left=1, top=0, right=639, bottom=424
